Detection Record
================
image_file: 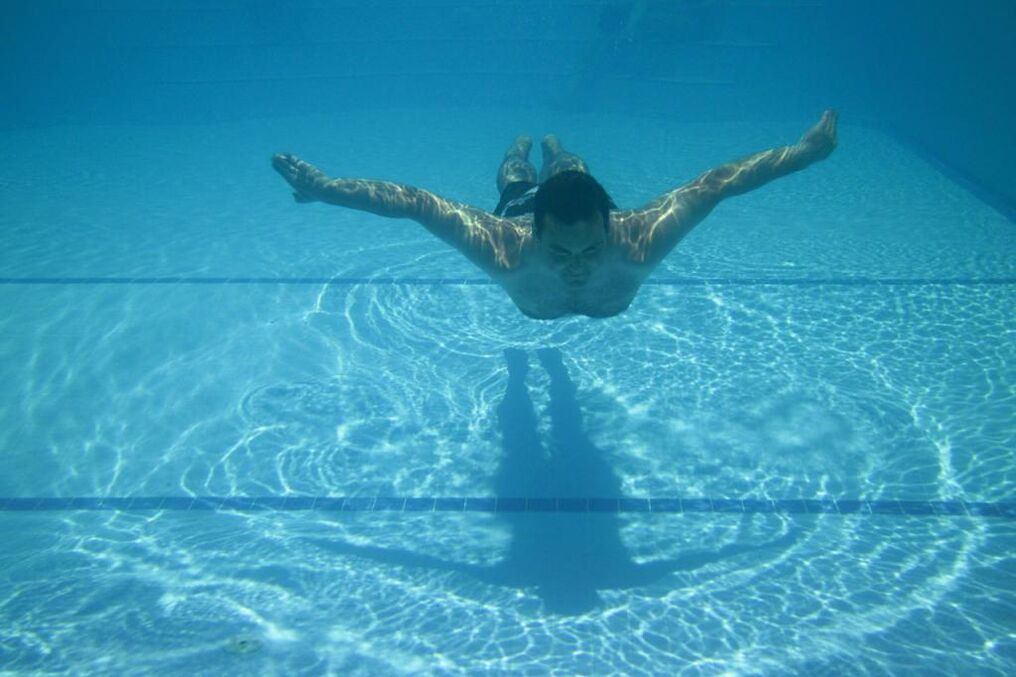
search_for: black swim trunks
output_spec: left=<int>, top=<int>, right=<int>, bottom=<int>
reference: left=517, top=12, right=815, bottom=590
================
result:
left=494, top=180, right=538, bottom=217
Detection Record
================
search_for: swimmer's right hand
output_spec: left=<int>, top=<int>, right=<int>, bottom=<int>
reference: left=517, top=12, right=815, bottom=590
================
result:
left=798, top=110, right=837, bottom=160
left=271, top=153, right=326, bottom=203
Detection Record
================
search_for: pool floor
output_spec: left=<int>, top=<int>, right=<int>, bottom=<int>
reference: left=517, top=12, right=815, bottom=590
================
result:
left=0, top=109, right=1013, bottom=674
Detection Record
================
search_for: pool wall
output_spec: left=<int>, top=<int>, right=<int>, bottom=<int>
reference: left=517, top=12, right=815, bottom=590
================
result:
left=2, top=1, right=1013, bottom=209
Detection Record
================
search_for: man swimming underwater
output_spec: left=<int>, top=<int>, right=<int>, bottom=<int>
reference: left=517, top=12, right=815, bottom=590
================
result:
left=272, top=110, right=837, bottom=319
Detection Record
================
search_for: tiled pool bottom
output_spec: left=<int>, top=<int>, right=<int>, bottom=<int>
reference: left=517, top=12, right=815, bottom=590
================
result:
left=3, top=495, right=1013, bottom=517
left=1, top=112, right=1013, bottom=675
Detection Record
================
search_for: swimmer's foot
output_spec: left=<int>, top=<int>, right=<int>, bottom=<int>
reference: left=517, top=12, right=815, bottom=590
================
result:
left=541, top=134, right=563, bottom=162
left=271, top=153, right=328, bottom=203
left=798, top=110, right=838, bottom=160
left=504, top=135, right=533, bottom=161
left=499, top=136, right=538, bottom=188
left=539, top=134, right=589, bottom=181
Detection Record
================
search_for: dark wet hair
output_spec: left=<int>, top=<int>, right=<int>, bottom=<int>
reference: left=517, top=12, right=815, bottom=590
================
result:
left=533, top=170, right=616, bottom=238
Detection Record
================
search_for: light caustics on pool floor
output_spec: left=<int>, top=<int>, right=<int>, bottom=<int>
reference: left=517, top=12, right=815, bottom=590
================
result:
left=1, top=496, right=1013, bottom=517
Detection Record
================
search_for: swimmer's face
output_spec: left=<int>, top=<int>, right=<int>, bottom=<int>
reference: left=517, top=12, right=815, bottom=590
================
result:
left=539, top=212, right=608, bottom=287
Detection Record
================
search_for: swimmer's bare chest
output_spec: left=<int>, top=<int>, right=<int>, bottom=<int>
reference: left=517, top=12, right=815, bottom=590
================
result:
left=489, top=246, right=651, bottom=320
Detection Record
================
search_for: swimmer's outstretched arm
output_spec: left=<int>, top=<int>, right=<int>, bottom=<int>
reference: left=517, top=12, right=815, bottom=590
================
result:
left=627, top=110, right=838, bottom=266
left=271, top=153, right=524, bottom=272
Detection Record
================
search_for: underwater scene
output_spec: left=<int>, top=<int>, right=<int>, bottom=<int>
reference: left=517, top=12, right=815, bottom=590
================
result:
left=1, top=1, right=1014, bottom=675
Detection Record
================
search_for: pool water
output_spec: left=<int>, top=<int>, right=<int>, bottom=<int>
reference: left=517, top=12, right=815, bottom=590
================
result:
left=1, top=106, right=1013, bottom=674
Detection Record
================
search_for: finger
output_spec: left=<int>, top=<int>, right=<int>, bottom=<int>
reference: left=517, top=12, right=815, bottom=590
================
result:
left=271, top=154, right=293, bottom=176
left=275, top=160, right=304, bottom=185
left=272, top=153, right=302, bottom=173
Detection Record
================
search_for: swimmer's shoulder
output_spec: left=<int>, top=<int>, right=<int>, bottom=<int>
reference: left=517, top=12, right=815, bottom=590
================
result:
left=481, top=214, right=536, bottom=274
left=608, top=209, right=653, bottom=265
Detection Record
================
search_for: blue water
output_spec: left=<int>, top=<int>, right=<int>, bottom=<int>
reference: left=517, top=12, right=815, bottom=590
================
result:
left=2, top=2, right=1015, bottom=675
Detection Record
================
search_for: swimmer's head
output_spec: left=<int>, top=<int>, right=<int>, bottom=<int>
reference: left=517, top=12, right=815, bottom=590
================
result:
left=533, top=170, right=615, bottom=239
left=534, top=172, right=616, bottom=287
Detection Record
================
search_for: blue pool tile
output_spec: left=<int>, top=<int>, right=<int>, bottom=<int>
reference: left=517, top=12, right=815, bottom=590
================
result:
left=651, top=499, right=683, bottom=513
left=160, top=497, right=196, bottom=510
left=835, top=500, right=866, bottom=514
left=588, top=498, right=619, bottom=513
left=281, top=497, right=317, bottom=510
left=251, top=497, right=288, bottom=510
left=526, top=498, right=557, bottom=512
left=742, top=499, right=776, bottom=513
left=927, top=501, right=967, bottom=516
left=558, top=498, right=588, bottom=512
left=219, top=497, right=259, bottom=510
left=464, top=498, right=496, bottom=512
left=868, top=500, right=904, bottom=514
left=5, top=498, right=43, bottom=510
left=680, top=499, right=711, bottom=513
left=9, top=276, right=1015, bottom=288
left=190, top=497, right=225, bottom=510
left=372, top=497, right=406, bottom=511
left=65, top=498, right=100, bottom=509
left=804, top=500, right=838, bottom=514
left=4, top=494, right=1007, bottom=519
left=341, top=497, right=375, bottom=512
left=965, top=502, right=1001, bottom=517
left=404, top=498, right=435, bottom=512
left=899, top=501, right=936, bottom=515
left=773, top=500, right=808, bottom=514
left=127, top=497, right=166, bottom=510
left=315, top=498, right=346, bottom=511
left=618, top=498, right=650, bottom=512
left=434, top=498, right=466, bottom=511
left=712, top=499, right=744, bottom=513
left=496, top=498, right=526, bottom=513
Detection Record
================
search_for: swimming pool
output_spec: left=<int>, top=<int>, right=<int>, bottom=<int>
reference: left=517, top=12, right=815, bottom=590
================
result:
left=1, top=105, right=1013, bottom=674
left=3, top=0, right=1016, bottom=672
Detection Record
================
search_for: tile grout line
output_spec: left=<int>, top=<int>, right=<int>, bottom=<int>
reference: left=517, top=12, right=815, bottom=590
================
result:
left=0, top=496, right=1012, bottom=518
left=1, top=277, right=1015, bottom=287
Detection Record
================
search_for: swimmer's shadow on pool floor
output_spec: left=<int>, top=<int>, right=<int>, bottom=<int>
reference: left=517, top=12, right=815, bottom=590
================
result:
left=304, top=347, right=799, bottom=615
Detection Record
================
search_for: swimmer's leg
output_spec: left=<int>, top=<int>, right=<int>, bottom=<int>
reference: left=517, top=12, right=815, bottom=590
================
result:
left=539, top=135, right=591, bottom=183
left=497, top=135, right=537, bottom=193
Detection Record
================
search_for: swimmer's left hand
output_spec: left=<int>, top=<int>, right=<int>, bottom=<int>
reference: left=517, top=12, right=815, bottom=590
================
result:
left=271, top=153, right=327, bottom=203
left=798, top=110, right=838, bottom=160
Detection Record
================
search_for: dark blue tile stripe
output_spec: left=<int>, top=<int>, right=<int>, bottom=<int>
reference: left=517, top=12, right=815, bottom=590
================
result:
left=0, top=497, right=1012, bottom=518
left=0, top=277, right=1014, bottom=287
